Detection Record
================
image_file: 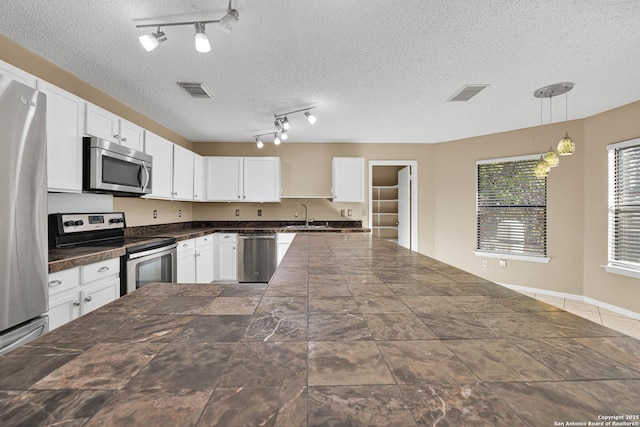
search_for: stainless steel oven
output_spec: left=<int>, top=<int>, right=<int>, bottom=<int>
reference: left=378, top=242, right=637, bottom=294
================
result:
left=83, top=136, right=152, bottom=196
left=125, top=242, right=177, bottom=295
left=49, top=212, right=178, bottom=298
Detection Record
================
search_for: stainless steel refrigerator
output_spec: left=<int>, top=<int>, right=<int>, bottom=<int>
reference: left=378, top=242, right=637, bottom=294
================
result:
left=0, top=74, right=49, bottom=354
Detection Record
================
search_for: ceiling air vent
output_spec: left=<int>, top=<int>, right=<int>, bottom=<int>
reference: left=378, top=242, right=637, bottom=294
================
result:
left=176, top=82, right=213, bottom=98
left=446, top=84, right=490, bottom=102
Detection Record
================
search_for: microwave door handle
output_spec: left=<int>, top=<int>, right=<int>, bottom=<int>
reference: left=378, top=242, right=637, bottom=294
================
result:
left=141, top=164, right=150, bottom=192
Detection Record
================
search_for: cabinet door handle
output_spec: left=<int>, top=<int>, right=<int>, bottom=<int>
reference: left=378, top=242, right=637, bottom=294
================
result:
left=84, top=296, right=92, bottom=302
left=122, top=137, right=127, bottom=142
left=98, top=266, right=109, bottom=273
left=49, top=280, right=62, bottom=287
left=73, top=301, right=81, bottom=306
left=113, top=134, right=119, bottom=139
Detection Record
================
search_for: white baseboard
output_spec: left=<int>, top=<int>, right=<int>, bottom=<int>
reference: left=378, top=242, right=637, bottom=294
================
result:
left=495, top=282, right=640, bottom=321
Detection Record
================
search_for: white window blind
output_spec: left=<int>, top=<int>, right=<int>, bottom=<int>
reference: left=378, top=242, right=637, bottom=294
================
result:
left=608, top=139, right=640, bottom=270
left=476, top=157, right=547, bottom=257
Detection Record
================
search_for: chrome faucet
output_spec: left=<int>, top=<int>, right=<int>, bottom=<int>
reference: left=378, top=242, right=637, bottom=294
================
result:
left=294, top=203, right=309, bottom=226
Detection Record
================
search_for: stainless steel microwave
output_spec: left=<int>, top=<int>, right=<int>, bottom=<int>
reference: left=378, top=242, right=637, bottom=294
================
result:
left=83, top=137, right=152, bottom=196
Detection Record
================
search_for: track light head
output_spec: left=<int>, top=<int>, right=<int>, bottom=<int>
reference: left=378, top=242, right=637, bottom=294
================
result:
left=256, top=137, right=264, bottom=148
left=274, top=133, right=281, bottom=145
left=274, top=119, right=283, bottom=132
left=139, top=28, right=167, bottom=52
left=305, top=110, right=317, bottom=124
left=281, top=130, right=289, bottom=141
left=282, top=116, right=290, bottom=130
left=194, top=22, right=211, bottom=53
left=219, top=7, right=239, bottom=34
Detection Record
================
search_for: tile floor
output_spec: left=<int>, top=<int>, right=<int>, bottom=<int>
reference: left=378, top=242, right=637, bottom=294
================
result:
left=518, top=291, right=640, bottom=339
left=2, top=233, right=640, bottom=426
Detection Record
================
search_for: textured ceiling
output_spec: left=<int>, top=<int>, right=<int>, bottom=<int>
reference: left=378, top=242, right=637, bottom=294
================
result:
left=0, top=0, right=639, bottom=144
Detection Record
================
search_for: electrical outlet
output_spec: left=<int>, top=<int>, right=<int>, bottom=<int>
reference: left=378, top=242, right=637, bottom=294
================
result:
left=153, top=209, right=157, bottom=219
left=340, top=209, right=345, bottom=217
left=235, top=209, right=240, bottom=217
left=178, top=209, right=182, bottom=218
left=347, top=209, right=352, bottom=217
left=258, top=209, right=262, bottom=217
left=482, top=259, right=488, bottom=268
left=499, top=259, right=507, bottom=268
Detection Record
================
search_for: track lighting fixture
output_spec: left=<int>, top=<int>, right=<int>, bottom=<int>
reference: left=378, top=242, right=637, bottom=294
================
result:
left=136, top=1, right=239, bottom=53
left=252, top=106, right=318, bottom=147
left=138, top=27, right=167, bottom=52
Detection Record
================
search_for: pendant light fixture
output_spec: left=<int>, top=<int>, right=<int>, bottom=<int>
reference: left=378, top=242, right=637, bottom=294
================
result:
left=543, top=96, right=559, bottom=168
left=534, top=97, right=551, bottom=178
left=557, top=91, right=576, bottom=155
left=533, top=82, right=575, bottom=177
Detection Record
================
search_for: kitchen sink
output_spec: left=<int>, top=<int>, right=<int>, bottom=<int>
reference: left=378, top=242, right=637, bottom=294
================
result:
left=284, top=224, right=332, bottom=230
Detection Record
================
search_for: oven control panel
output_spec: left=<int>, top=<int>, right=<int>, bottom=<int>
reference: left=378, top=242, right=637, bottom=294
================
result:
left=58, top=212, right=125, bottom=233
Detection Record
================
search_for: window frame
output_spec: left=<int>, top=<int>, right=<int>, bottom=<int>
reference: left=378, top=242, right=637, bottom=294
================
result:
left=474, top=154, right=551, bottom=264
left=605, top=137, right=640, bottom=279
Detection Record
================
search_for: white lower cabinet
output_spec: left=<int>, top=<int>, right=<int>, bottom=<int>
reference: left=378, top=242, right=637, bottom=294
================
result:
left=176, top=238, right=196, bottom=283
left=216, top=233, right=238, bottom=281
left=47, top=258, right=120, bottom=331
left=176, top=235, right=214, bottom=283
left=195, top=235, right=214, bottom=283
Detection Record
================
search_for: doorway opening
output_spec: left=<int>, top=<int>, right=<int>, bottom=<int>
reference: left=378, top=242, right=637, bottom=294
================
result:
left=368, top=160, right=418, bottom=251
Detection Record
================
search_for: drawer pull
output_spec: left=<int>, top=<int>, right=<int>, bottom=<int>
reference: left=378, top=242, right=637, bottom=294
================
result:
left=98, top=266, right=109, bottom=273
left=183, top=243, right=189, bottom=248
left=84, top=296, right=92, bottom=302
left=49, top=280, right=62, bottom=287
left=73, top=301, right=80, bottom=306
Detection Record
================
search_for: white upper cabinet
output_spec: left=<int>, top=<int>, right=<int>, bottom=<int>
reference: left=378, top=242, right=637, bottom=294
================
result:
left=332, top=157, right=365, bottom=202
left=206, top=157, right=243, bottom=201
left=244, top=157, right=281, bottom=202
left=37, top=80, right=84, bottom=193
left=119, top=120, right=145, bottom=151
left=193, top=154, right=205, bottom=201
left=0, top=60, right=36, bottom=88
left=144, top=131, right=173, bottom=199
left=172, top=144, right=194, bottom=201
left=85, top=103, right=144, bottom=151
left=206, top=157, right=280, bottom=202
left=85, top=103, right=119, bottom=143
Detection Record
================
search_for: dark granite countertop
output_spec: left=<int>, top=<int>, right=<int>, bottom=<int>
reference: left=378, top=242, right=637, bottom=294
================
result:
left=6, top=234, right=640, bottom=425
left=48, top=220, right=369, bottom=272
left=48, top=246, right=126, bottom=274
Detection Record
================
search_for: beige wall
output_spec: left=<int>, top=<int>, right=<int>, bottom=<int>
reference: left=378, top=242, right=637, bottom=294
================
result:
left=0, top=34, right=190, bottom=149
left=582, top=101, right=640, bottom=311
left=431, top=121, right=586, bottom=297
left=112, top=198, right=194, bottom=227
left=193, top=142, right=437, bottom=255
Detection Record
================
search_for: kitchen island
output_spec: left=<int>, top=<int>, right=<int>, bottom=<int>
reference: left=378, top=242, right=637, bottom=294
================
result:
left=2, top=233, right=640, bottom=426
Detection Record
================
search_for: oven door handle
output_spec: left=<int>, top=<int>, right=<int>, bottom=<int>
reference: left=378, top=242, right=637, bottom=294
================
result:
left=128, top=243, right=178, bottom=260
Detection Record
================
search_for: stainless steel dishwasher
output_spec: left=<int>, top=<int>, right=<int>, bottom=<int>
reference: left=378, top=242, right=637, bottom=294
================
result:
left=237, top=234, right=277, bottom=282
